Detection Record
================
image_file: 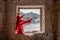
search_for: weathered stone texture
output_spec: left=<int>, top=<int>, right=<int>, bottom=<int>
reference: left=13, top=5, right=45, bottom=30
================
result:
left=0, top=0, right=58, bottom=40
left=54, top=0, right=60, bottom=40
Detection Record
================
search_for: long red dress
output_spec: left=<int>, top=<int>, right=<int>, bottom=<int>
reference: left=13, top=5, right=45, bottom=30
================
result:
left=15, top=15, right=32, bottom=34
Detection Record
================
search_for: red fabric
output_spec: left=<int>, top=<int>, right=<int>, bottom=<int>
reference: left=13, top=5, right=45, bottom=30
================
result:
left=15, top=15, right=32, bottom=34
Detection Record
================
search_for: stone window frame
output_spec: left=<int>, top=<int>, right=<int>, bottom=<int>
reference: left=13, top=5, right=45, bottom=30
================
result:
left=16, top=5, right=45, bottom=34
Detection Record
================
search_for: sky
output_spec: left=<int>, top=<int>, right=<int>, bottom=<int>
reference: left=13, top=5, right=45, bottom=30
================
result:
left=20, top=9, right=40, bottom=14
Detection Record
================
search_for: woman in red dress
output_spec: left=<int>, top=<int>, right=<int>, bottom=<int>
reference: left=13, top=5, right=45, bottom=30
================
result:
left=15, top=13, right=32, bottom=34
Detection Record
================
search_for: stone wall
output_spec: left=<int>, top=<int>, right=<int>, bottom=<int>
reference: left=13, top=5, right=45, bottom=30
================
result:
left=0, top=0, right=55, bottom=40
left=0, top=0, right=9, bottom=40
left=54, top=0, right=60, bottom=40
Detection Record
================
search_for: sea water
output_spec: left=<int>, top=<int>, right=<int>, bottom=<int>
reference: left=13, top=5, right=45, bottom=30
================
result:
left=24, top=23, right=40, bottom=32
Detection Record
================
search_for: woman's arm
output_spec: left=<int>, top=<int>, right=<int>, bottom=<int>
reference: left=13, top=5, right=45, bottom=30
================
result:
left=20, top=18, right=32, bottom=25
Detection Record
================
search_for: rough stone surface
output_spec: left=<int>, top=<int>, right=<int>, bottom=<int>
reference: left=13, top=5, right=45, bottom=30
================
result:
left=53, top=0, right=60, bottom=40
left=0, top=0, right=60, bottom=40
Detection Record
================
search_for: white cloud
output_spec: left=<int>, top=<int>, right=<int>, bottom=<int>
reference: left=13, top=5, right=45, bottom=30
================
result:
left=20, top=9, right=40, bottom=14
